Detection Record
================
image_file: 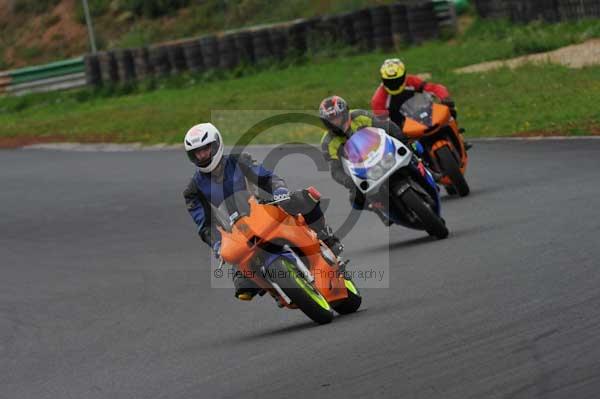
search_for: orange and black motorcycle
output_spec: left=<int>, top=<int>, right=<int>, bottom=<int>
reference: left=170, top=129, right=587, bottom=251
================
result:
left=401, top=92, right=470, bottom=197
left=211, top=189, right=361, bottom=325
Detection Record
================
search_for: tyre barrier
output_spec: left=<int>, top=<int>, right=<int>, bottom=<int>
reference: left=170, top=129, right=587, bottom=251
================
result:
left=97, top=51, right=119, bottom=84
left=84, top=53, right=102, bottom=86
left=251, top=29, right=272, bottom=62
left=406, top=2, right=439, bottom=44
left=218, top=33, right=239, bottom=69
left=370, top=5, right=394, bottom=50
left=77, top=2, right=458, bottom=89
left=182, top=39, right=204, bottom=73
left=390, top=3, right=411, bottom=46
left=303, top=16, right=323, bottom=51
left=149, top=45, right=172, bottom=77
left=199, top=35, right=220, bottom=70
left=287, top=20, right=309, bottom=56
left=234, top=31, right=254, bottom=64
left=269, top=28, right=288, bottom=60
left=337, top=12, right=357, bottom=46
left=557, top=0, right=600, bottom=20
left=351, top=8, right=374, bottom=51
left=115, top=49, right=135, bottom=82
left=472, top=0, right=511, bottom=19
left=132, top=47, right=153, bottom=80
left=312, top=15, right=339, bottom=47
left=167, top=43, right=187, bottom=74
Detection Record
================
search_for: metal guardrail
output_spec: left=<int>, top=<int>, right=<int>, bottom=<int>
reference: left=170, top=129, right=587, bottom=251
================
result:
left=0, top=58, right=86, bottom=96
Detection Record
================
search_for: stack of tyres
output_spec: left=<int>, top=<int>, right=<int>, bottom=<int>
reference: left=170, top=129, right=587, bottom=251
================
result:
left=312, top=15, right=340, bottom=48
left=234, top=31, right=255, bottom=64
left=302, top=16, right=322, bottom=53
left=475, top=0, right=510, bottom=19
left=199, top=36, right=220, bottom=70
left=251, top=29, right=272, bottom=63
left=167, top=43, right=188, bottom=74
left=351, top=8, right=374, bottom=51
left=84, top=53, right=102, bottom=87
left=182, top=39, right=204, bottom=73
left=149, top=45, right=172, bottom=77
left=557, top=0, right=597, bottom=20
left=406, top=2, right=439, bottom=44
left=389, top=3, right=411, bottom=46
left=218, top=33, right=239, bottom=69
left=132, top=47, right=153, bottom=80
left=337, top=12, right=357, bottom=46
left=583, top=0, right=600, bottom=18
left=269, top=28, right=288, bottom=60
left=97, top=51, right=119, bottom=84
left=287, top=20, right=309, bottom=56
left=115, top=49, right=136, bottom=82
left=370, top=5, right=394, bottom=50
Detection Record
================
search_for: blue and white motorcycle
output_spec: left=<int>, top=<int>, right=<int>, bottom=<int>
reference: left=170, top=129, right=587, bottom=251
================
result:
left=341, top=127, right=449, bottom=239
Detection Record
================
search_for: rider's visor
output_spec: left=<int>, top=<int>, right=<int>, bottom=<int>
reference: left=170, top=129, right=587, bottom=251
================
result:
left=193, top=141, right=219, bottom=167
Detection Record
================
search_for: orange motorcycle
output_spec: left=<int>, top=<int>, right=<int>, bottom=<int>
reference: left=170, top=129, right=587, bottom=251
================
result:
left=211, top=189, right=361, bottom=325
left=401, top=92, right=470, bottom=197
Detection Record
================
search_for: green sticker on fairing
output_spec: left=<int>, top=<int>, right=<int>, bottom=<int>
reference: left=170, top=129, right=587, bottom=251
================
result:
left=344, top=279, right=359, bottom=295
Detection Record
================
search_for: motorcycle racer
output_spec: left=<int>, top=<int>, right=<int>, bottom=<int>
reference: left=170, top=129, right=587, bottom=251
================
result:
left=183, top=122, right=343, bottom=300
left=371, top=58, right=456, bottom=124
left=319, top=95, right=413, bottom=226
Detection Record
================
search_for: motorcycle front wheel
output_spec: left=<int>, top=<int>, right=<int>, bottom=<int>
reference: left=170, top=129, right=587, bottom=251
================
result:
left=269, top=258, right=334, bottom=325
left=332, top=277, right=362, bottom=315
left=400, top=188, right=449, bottom=239
left=437, top=146, right=470, bottom=197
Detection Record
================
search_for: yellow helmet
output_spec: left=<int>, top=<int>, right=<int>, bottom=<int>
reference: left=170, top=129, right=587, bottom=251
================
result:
left=380, top=58, right=406, bottom=95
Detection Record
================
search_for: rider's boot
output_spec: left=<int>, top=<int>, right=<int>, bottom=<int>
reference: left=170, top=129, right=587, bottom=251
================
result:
left=233, top=271, right=261, bottom=301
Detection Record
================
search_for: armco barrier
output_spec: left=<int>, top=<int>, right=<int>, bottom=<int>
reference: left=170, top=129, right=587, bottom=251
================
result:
left=1, top=1, right=458, bottom=95
left=0, top=58, right=86, bottom=96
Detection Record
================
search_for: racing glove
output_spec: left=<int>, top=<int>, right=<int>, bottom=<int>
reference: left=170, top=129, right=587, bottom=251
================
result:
left=441, top=98, right=457, bottom=119
left=212, top=241, right=222, bottom=259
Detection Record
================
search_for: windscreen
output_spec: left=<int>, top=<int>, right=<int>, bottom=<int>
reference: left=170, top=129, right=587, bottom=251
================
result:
left=214, top=190, right=252, bottom=231
left=344, top=127, right=382, bottom=164
left=400, top=93, right=434, bottom=126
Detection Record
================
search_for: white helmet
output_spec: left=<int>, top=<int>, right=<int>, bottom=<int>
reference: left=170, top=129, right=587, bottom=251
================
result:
left=184, top=123, right=224, bottom=173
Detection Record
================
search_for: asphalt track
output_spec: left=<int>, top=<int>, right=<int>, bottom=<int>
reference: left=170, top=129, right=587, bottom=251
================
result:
left=2, top=140, right=600, bottom=399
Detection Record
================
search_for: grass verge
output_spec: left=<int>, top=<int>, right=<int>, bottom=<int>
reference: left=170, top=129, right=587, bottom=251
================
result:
left=0, top=19, right=599, bottom=145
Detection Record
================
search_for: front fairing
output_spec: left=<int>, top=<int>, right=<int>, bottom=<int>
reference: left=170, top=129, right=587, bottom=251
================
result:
left=401, top=93, right=451, bottom=138
left=341, top=127, right=412, bottom=194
